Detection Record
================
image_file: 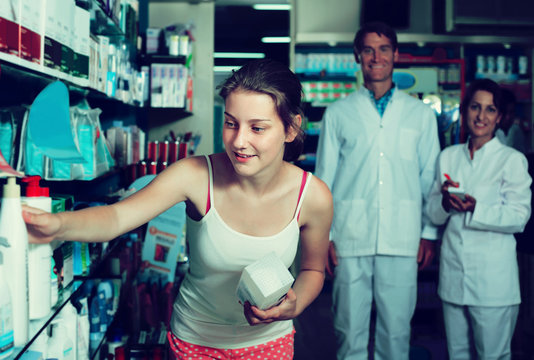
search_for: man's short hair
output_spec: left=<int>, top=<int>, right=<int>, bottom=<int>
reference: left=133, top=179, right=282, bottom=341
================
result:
left=353, top=22, right=398, bottom=56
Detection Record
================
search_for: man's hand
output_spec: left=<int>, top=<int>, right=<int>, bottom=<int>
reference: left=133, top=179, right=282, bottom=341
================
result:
left=325, top=241, right=338, bottom=277
left=417, top=238, right=436, bottom=270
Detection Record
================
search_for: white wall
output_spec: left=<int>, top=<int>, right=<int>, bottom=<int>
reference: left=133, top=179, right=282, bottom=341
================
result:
left=148, top=1, right=215, bottom=155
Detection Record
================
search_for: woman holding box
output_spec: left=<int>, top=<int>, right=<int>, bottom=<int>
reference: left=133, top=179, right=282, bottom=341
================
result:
left=426, top=78, right=531, bottom=359
left=22, top=59, right=333, bottom=359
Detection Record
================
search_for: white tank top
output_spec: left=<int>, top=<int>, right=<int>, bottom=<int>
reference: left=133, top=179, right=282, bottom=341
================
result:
left=170, top=155, right=312, bottom=348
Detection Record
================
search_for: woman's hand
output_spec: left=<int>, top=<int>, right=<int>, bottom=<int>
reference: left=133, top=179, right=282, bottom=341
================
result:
left=453, top=194, right=476, bottom=213
left=22, top=205, right=61, bottom=244
left=440, top=181, right=476, bottom=213
left=441, top=179, right=458, bottom=212
left=243, top=288, right=297, bottom=326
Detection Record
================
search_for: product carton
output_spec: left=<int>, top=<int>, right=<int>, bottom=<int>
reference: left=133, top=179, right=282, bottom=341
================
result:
left=0, top=0, right=20, bottom=56
left=236, top=252, right=294, bottom=310
left=20, top=0, right=43, bottom=64
left=44, top=0, right=61, bottom=71
left=72, top=5, right=90, bottom=85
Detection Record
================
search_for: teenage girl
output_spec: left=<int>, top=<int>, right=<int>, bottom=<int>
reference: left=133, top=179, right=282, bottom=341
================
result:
left=23, top=59, right=333, bottom=360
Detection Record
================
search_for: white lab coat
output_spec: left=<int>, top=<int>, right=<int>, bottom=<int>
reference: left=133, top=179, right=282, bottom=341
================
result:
left=426, top=137, right=532, bottom=306
left=315, top=86, right=441, bottom=257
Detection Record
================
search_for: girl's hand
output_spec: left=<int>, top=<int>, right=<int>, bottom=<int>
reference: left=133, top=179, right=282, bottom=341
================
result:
left=243, top=288, right=297, bottom=326
left=22, top=205, right=61, bottom=244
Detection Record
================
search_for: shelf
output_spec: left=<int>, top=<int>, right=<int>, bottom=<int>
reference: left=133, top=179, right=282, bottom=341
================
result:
left=295, top=32, right=534, bottom=46
left=11, top=237, right=125, bottom=360
left=90, top=1, right=124, bottom=37
left=0, top=55, right=138, bottom=109
left=41, top=168, right=130, bottom=201
left=139, top=54, right=187, bottom=65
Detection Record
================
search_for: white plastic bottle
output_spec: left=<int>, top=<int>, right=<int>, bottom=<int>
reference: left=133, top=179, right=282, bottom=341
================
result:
left=0, top=249, right=14, bottom=360
left=58, top=301, right=78, bottom=360
left=0, top=177, right=29, bottom=346
left=21, top=176, right=52, bottom=319
left=47, top=320, right=74, bottom=360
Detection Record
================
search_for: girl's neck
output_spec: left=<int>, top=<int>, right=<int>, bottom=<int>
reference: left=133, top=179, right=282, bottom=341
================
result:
left=224, top=156, right=287, bottom=197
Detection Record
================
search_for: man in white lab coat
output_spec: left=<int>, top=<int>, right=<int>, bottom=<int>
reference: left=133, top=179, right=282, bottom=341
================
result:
left=315, top=22, right=441, bottom=360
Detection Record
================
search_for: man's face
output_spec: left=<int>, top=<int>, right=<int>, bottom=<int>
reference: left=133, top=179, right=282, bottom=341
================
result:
left=358, top=32, right=398, bottom=85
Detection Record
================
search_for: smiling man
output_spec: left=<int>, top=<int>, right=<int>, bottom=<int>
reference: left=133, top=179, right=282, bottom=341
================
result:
left=315, top=22, right=441, bottom=360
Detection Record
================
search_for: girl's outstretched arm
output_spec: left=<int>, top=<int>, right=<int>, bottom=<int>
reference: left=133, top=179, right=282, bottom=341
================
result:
left=22, top=156, right=208, bottom=244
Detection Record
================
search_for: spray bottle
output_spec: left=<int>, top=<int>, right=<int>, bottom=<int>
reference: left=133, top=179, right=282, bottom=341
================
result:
left=0, top=177, right=29, bottom=346
left=21, top=176, right=52, bottom=320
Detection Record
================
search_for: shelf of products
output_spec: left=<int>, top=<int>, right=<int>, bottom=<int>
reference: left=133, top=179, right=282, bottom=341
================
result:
left=11, top=235, right=128, bottom=359
left=0, top=1, right=201, bottom=359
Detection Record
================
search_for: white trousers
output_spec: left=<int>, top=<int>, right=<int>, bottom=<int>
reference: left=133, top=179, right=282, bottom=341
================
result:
left=442, top=301, right=519, bottom=360
left=332, top=255, right=418, bottom=360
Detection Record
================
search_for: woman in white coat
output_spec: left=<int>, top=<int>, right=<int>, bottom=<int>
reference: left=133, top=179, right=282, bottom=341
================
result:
left=426, top=78, right=532, bottom=359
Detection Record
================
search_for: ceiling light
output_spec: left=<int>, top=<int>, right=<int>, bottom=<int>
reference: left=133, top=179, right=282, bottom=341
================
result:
left=214, top=65, right=242, bottom=73
left=214, top=52, right=266, bottom=59
left=261, top=36, right=290, bottom=43
left=252, top=4, right=291, bottom=10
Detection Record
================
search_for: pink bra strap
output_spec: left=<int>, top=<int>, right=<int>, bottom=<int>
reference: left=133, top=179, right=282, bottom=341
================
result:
left=205, top=155, right=213, bottom=214
left=297, top=171, right=308, bottom=221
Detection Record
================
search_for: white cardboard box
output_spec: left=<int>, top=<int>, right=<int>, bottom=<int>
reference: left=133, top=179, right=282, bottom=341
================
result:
left=236, top=252, right=294, bottom=310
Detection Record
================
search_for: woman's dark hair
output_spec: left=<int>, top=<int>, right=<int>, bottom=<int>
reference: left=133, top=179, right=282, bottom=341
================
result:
left=218, top=59, right=305, bottom=162
left=353, top=21, right=398, bottom=58
left=460, top=78, right=505, bottom=137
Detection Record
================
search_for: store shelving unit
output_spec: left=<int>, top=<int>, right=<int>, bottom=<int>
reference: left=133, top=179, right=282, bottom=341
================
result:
left=0, top=0, right=198, bottom=358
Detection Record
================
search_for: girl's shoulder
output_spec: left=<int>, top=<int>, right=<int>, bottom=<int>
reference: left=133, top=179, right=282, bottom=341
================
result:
left=299, top=168, right=333, bottom=218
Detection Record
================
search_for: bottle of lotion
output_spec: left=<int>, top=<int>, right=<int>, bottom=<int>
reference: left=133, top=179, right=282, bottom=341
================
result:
left=0, top=177, right=29, bottom=346
left=0, top=243, right=14, bottom=360
left=21, top=176, right=52, bottom=320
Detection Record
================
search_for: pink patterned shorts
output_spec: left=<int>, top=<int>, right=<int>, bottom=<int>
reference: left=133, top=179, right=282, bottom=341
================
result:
left=167, top=329, right=295, bottom=360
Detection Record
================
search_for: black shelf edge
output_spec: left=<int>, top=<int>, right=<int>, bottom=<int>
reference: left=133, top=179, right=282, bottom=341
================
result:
left=139, top=54, right=187, bottom=65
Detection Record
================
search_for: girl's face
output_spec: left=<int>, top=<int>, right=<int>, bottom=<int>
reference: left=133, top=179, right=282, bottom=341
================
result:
left=466, top=90, right=502, bottom=144
left=222, top=90, right=297, bottom=176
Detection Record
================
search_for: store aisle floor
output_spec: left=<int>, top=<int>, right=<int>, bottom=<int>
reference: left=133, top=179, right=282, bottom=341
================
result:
left=293, top=278, right=449, bottom=360
left=293, top=261, right=534, bottom=360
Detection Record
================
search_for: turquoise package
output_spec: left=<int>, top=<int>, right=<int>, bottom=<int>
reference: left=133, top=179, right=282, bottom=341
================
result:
left=0, top=111, right=14, bottom=166
left=28, top=81, right=85, bottom=163
left=22, top=109, right=47, bottom=177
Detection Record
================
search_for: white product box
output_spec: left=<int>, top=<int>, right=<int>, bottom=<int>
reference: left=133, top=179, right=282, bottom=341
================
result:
left=97, top=35, right=109, bottom=93
left=44, top=0, right=60, bottom=71
left=20, top=0, right=43, bottom=64
left=150, top=64, right=163, bottom=107
left=448, top=186, right=466, bottom=201
left=73, top=5, right=90, bottom=85
left=236, top=252, right=294, bottom=310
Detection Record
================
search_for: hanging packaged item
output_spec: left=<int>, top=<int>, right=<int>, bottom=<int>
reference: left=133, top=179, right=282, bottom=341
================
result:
left=0, top=111, right=14, bottom=167
left=18, top=81, right=115, bottom=180
left=70, top=107, right=114, bottom=180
